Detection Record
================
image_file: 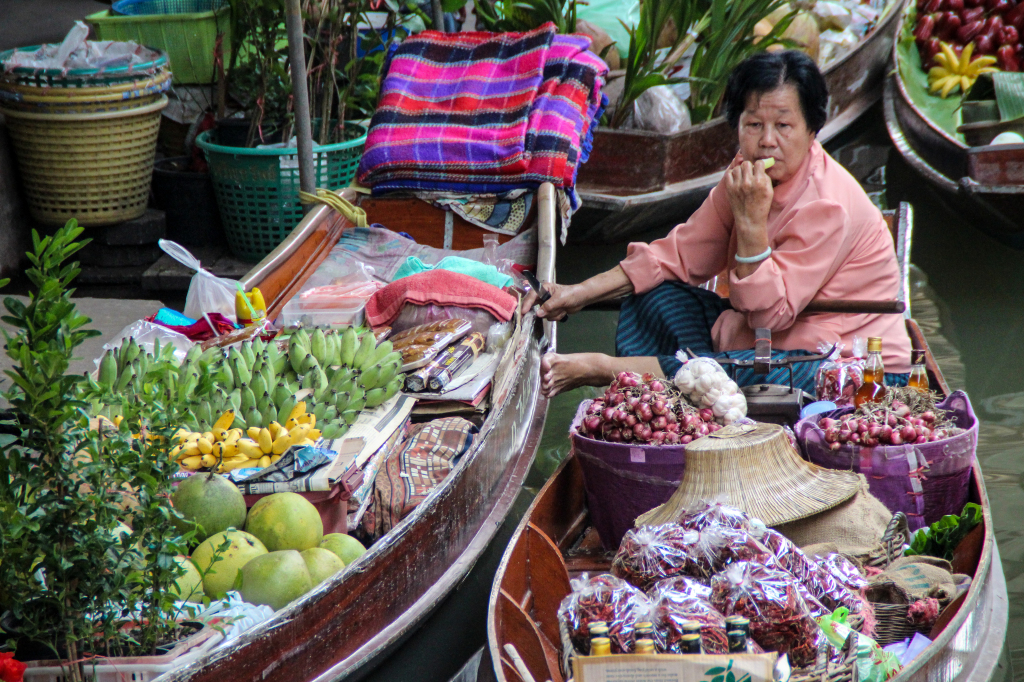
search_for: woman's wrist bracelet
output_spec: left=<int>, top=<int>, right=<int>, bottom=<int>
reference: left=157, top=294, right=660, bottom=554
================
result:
left=734, top=247, right=772, bottom=264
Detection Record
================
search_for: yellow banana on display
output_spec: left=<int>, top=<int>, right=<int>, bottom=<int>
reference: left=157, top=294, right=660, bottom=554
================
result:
left=928, top=41, right=998, bottom=99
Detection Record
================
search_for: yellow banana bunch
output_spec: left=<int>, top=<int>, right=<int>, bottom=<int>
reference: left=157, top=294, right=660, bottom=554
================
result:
left=172, top=405, right=320, bottom=473
left=929, top=42, right=998, bottom=99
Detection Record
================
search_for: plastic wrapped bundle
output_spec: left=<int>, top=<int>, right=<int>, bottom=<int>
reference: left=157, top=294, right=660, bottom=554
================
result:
left=612, top=524, right=703, bottom=590
left=648, top=579, right=729, bottom=654
left=678, top=500, right=755, bottom=532
left=703, top=527, right=781, bottom=574
left=710, top=561, right=826, bottom=668
left=649, top=575, right=713, bottom=601
left=761, top=529, right=869, bottom=620
left=557, top=573, right=652, bottom=654
left=819, top=552, right=870, bottom=592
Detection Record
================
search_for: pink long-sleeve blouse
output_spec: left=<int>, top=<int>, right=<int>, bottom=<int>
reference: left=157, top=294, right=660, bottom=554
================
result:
left=619, top=140, right=912, bottom=373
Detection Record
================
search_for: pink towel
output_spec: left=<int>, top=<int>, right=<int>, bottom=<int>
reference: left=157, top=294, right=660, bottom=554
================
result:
left=366, top=270, right=517, bottom=328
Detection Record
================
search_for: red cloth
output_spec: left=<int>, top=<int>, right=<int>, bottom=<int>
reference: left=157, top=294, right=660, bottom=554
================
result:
left=0, top=653, right=26, bottom=682
left=366, top=270, right=517, bottom=327
left=147, top=312, right=237, bottom=342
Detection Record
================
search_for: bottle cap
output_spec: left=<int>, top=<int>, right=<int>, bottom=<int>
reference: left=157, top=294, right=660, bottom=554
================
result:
left=590, top=637, right=611, bottom=656
left=589, top=626, right=609, bottom=637
left=681, top=620, right=702, bottom=633
left=588, top=621, right=608, bottom=631
left=635, top=621, right=654, bottom=630
left=635, top=638, right=655, bottom=654
left=868, top=337, right=883, bottom=352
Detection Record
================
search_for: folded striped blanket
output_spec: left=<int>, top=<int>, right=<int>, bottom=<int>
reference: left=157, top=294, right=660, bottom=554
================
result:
left=356, top=23, right=607, bottom=197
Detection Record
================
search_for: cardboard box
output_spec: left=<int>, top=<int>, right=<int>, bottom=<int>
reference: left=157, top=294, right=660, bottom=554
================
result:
left=573, top=653, right=778, bottom=682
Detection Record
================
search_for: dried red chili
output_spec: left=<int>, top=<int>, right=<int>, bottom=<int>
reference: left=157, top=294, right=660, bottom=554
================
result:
left=648, top=579, right=729, bottom=654
left=612, top=524, right=703, bottom=590
left=710, top=561, right=826, bottom=668
left=557, top=573, right=651, bottom=654
left=761, top=529, right=866, bottom=617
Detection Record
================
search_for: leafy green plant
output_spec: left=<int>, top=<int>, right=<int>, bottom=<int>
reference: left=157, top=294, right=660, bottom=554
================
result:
left=0, top=222, right=206, bottom=680
left=905, top=502, right=983, bottom=561
left=610, top=0, right=710, bottom=129
left=474, top=0, right=578, bottom=34
left=685, top=0, right=795, bottom=123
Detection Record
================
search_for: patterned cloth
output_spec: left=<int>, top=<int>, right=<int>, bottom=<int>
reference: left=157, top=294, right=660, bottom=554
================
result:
left=356, top=24, right=607, bottom=199
left=615, top=281, right=909, bottom=394
left=362, top=417, right=478, bottom=539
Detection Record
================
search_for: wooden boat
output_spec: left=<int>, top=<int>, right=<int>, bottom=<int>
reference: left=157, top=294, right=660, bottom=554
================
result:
left=570, top=0, right=909, bottom=243
left=883, top=3, right=1024, bottom=249
left=162, top=184, right=559, bottom=682
left=486, top=205, right=1009, bottom=681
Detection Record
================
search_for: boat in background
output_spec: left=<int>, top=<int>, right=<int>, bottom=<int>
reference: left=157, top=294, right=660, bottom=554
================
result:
left=162, top=185, right=559, bottom=682
left=570, top=0, right=909, bottom=243
left=486, top=204, right=1009, bottom=681
left=883, top=3, right=1024, bottom=249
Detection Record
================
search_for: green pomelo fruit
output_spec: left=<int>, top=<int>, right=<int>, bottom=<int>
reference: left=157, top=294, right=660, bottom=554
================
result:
left=245, top=492, right=323, bottom=551
left=192, top=529, right=268, bottom=598
left=319, top=533, right=366, bottom=566
left=170, top=556, right=204, bottom=603
left=172, top=473, right=247, bottom=542
left=300, top=547, right=344, bottom=585
left=238, top=550, right=314, bottom=611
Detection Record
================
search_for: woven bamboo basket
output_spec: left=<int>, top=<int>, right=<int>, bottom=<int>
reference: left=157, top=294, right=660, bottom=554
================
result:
left=638, top=423, right=862, bottom=528
left=0, top=70, right=171, bottom=114
left=0, top=96, right=168, bottom=225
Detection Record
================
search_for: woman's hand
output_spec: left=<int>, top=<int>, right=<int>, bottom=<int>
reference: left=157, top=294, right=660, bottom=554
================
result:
left=724, top=159, right=774, bottom=233
left=520, top=266, right=636, bottom=320
left=520, top=281, right=588, bottom=321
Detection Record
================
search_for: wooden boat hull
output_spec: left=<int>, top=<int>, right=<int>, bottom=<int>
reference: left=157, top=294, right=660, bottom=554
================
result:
left=486, top=447, right=1007, bottom=682
left=884, top=75, right=1024, bottom=249
left=161, top=185, right=558, bottom=682
left=570, top=0, right=908, bottom=243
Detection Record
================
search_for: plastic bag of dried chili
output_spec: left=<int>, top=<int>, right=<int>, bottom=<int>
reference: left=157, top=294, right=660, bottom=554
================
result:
left=710, top=561, right=826, bottom=668
left=701, top=527, right=781, bottom=573
left=557, top=573, right=652, bottom=654
left=760, top=529, right=870, bottom=620
left=819, top=552, right=870, bottom=592
left=647, top=579, right=730, bottom=653
left=612, top=524, right=704, bottom=590
left=678, top=500, right=756, bottom=532
left=649, top=575, right=713, bottom=601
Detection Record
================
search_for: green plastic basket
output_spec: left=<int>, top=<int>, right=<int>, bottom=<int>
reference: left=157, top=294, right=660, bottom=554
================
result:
left=196, top=124, right=367, bottom=262
left=87, top=6, right=230, bottom=84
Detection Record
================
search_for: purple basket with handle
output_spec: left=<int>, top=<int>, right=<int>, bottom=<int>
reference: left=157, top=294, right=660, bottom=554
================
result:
left=794, top=391, right=977, bottom=531
left=570, top=400, right=687, bottom=549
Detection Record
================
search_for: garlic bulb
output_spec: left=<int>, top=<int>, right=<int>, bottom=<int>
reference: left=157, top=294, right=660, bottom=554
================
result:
left=713, top=392, right=746, bottom=417
left=671, top=356, right=749, bottom=424
left=674, top=366, right=696, bottom=393
left=723, top=407, right=746, bottom=425
left=701, top=386, right=724, bottom=407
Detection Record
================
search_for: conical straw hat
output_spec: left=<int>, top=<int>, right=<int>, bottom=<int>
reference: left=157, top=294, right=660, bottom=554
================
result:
left=637, top=422, right=860, bottom=528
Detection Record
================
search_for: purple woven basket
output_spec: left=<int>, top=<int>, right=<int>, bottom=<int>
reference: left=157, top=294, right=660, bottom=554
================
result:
left=570, top=400, right=687, bottom=549
left=794, top=391, right=977, bottom=531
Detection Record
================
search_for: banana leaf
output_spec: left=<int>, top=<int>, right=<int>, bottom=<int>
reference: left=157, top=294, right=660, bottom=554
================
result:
left=895, top=6, right=964, bottom=141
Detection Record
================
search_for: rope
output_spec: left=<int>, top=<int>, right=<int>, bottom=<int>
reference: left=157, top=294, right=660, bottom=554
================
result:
left=299, top=188, right=368, bottom=227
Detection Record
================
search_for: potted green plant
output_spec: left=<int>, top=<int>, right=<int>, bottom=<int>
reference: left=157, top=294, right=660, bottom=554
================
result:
left=197, top=0, right=402, bottom=262
left=0, top=222, right=220, bottom=681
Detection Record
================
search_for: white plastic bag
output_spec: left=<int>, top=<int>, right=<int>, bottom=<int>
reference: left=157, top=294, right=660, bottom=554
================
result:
left=101, top=320, right=194, bottom=363
left=634, top=85, right=691, bottom=135
left=159, top=240, right=239, bottom=322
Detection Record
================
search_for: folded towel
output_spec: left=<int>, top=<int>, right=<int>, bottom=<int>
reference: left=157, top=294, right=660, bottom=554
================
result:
left=365, top=270, right=517, bottom=328
left=393, top=256, right=514, bottom=289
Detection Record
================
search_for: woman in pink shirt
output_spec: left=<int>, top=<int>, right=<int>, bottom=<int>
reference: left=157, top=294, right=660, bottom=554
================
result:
left=526, top=50, right=912, bottom=397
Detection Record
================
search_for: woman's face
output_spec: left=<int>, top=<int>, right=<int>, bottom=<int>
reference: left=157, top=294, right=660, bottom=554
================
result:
left=737, top=83, right=816, bottom=185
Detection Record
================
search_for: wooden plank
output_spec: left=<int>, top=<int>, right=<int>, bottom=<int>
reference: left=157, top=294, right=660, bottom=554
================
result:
left=525, top=524, right=571, bottom=650
left=360, top=196, right=525, bottom=250
left=498, top=590, right=559, bottom=682
left=530, top=456, right=590, bottom=552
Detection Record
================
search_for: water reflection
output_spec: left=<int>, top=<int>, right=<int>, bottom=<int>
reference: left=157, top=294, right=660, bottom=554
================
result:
left=537, top=109, right=1024, bottom=678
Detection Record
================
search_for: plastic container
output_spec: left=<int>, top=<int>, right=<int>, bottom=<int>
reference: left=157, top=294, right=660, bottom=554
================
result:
left=280, top=295, right=367, bottom=329
left=22, top=623, right=220, bottom=682
left=570, top=400, right=687, bottom=549
left=87, top=1, right=231, bottom=85
left=795, top=391, right=978, bottom=531
left=196, top=123, right=367, bottom=262
left=152, top=156, right=225, bottom=246
left=0, top=95, right=168, bottom=226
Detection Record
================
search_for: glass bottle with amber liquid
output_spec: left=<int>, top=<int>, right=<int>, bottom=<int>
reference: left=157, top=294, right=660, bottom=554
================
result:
left=854, top=337, right=887, bottom=407
left=908, top=350, right=928, bottom=392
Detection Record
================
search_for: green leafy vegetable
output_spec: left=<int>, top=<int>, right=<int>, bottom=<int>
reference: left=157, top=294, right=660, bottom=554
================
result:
left=904, top=502, right=983, bottom=561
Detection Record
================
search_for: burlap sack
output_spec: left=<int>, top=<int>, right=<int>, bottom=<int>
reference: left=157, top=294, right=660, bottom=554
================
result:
left=772, top=474, right=891, bottom=555
left=866, top=556, right=959, bottom=605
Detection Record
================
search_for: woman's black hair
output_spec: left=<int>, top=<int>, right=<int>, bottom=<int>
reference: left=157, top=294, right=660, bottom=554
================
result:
left=722, top=50, right=828, bottom=133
